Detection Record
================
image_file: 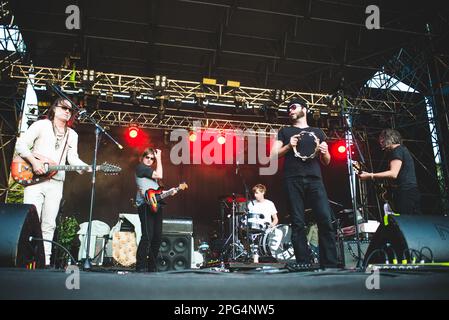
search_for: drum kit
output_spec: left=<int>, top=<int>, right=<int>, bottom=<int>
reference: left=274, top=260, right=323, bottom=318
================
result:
left=218, top=194, right=319, bottom=264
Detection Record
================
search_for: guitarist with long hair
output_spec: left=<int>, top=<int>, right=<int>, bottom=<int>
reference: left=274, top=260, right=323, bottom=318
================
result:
left=359, top=129, right=422, bottom=215
left=135, top=147, right=177, bottom=272
left=15, top=98, right=90, bottom=267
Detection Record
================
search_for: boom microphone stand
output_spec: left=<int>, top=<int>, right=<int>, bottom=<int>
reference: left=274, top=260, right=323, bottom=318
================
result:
left=339, top=90, right=366, bottom=270
left=46, top=83, right=123, bottom=270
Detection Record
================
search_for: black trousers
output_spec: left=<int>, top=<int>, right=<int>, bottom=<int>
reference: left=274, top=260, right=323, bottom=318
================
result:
left=285, top=176, right=338, bottom=268
left=393, top=187, right=422, bottom=215
left=136, top=203, right=163, bottom=271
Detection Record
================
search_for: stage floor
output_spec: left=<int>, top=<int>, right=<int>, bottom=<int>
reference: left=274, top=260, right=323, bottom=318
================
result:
left=1, top=266, right=449, bottom=300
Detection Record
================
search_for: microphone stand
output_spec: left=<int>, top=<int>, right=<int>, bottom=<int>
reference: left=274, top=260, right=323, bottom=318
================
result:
left=46, top=83, right=122, bottom=270
left=339, top=90, right=365, bottom=270
left=236, top=162, right=253, bottom=261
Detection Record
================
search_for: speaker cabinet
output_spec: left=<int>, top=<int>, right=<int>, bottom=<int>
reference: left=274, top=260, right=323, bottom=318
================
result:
left=364, top=215, right=449, bottom=265
left=157, top=233, right=192, bottom=271
left=337, top=239, right=370, bottom=269
left=0, top=204, right=45, bottom=268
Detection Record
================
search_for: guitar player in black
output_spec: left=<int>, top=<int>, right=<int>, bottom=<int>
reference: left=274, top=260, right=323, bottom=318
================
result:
left=135, top=147, right=176, bottom=272
left=359, top=129, right=422, bottom=215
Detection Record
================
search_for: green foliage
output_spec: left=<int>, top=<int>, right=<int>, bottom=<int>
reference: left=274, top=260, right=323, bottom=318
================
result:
left=5, top=179, right=24, bottom=204
left=56, top=216, right=79, bottom=266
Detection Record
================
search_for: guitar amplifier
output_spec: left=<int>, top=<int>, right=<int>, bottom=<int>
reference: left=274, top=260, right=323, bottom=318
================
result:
left=162, top=218, right=193, bottom=234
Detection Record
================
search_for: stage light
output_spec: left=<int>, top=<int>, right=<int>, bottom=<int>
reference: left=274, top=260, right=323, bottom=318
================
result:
left=202, top=78, right=217, bottom=86
left=194, top=93, right=208, bottom=111
left=234, top=96, right=245, bottom=113
left=217, top=132, right=226, bottom=145
left=273, top=89, right=286, bottom=103
left=189, top=131, right=197, bottom=142
left=226, top=80, right=240, bottom=88
left=331, top=140, right=348, bottom=160
left=157, top=97, right=167, bottom=120
left=130, top=90, right=139, bottom=105
left=128, top=126, right=139, bottom=139
left=106, top=92, right=113, bottom=103
left=154, top=75, right=167, bottom=90
left=82, top=69, right=95, bottom=87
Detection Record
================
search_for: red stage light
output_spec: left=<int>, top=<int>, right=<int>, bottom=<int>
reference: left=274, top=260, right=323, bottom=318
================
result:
left=128, top=127, right=139, bottom=139
left=337, top=145, right=346, bottom=154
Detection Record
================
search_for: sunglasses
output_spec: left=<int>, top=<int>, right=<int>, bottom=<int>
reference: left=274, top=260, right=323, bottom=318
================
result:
left=145, top=156, right=155, bottom=160
left=288, top=104, right=303, bottom=111
left=58, top=106, right=73, bottom=112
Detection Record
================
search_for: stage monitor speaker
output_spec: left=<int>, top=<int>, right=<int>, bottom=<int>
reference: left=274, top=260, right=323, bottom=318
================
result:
left=0, top=204, right=45, bottom=268
left=364, top=215, right=449, bottom=265
left=157, top=232, right=192, bottom=271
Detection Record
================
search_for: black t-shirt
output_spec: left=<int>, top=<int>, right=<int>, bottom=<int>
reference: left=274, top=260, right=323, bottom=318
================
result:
left=277, top=126, right=327, bottom=179
left=388, top=145, right=418, bottom=189
left=136, top=163, right=154, bottom=179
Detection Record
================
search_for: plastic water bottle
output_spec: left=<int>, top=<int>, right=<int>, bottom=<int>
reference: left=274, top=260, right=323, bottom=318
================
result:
left=253, top=253, right=259, bottom=263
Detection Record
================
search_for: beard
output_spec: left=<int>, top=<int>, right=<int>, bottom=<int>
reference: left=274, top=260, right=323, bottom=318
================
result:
left=290, top=110, right=305, bottom=122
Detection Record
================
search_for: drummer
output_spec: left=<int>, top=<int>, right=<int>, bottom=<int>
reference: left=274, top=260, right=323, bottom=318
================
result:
left=247, top=184, right=279, bottom=229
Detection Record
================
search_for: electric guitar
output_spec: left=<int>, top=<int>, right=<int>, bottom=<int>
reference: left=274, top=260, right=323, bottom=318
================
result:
left=145, top=183, right=188, bottom=213
left=11, top=154, right=121, bottom=186
left=352, top=160, right=397, bottom=212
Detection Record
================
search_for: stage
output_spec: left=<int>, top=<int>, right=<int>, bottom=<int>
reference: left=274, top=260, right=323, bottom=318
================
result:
left=1, top=266, right=449, bottom=300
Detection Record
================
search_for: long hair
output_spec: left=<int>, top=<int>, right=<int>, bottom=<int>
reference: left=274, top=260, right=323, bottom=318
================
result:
left=379, top=129, right=402, bottom=147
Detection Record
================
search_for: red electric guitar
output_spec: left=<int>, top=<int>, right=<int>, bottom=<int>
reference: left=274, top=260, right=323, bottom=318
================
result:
left=145, top=182, right=188, bottom=213
left=11, top=154, right=121, bottom=186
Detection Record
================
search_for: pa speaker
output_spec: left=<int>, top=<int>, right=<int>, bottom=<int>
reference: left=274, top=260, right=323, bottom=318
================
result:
left=157, top=233, right=192, bottom=271
left=0, top=204, right=45, bottom=268
left=364, top=215, right=449, bottom=265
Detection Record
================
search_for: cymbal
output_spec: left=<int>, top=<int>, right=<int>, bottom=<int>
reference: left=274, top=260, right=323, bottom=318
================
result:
left=220, top=194, right=247, bottom=203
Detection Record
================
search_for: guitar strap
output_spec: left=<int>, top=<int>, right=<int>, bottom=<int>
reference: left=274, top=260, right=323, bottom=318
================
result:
left=57, top=130, right=70, bottom=166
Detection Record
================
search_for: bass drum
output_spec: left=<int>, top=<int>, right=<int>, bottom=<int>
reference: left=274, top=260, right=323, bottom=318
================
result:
left=258, top=224, right=319, bottom=263
left=258, top=224, right=295, bottom=261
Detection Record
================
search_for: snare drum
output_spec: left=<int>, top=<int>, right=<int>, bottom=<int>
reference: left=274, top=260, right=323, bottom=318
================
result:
left=240, top=213, right=268, bottom=233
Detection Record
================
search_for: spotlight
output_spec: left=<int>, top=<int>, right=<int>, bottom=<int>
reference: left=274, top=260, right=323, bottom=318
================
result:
left=128, top=126, right=139, bottom=139
left=273, top=89, right=286, bottom=103
left=106, top=92, right=113, bottom=103
left=157, top=96, right=168, bottom=120
left=234, top=96, right=245, bottom=113
left=338, top=145, right=346, bottom=154
left=189, top=131, right=197, bottom=142
left=154, top=75, right=168, bottom=91
left=82, top=69, right=95, bottom=87
left=195, top=93, right=208, bottom=111
left=217, top=131, right=226, bottom=145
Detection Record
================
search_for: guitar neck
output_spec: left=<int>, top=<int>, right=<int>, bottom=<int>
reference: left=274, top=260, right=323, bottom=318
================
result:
left=47, top=165, right=91, bottom=172
left=160, top=187, right=179, bottom=200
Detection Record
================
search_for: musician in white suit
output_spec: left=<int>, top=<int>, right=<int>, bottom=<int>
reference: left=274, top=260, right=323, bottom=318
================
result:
left=15, top=98, right=89, bottom=266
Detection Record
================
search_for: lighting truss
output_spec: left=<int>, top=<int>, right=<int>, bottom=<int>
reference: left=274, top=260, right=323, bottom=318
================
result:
left=10, top=64, right=415, bottom=114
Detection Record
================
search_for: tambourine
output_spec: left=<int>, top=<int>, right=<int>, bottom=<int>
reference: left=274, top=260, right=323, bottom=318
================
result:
left=292, top=131, right=320, bottom=161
